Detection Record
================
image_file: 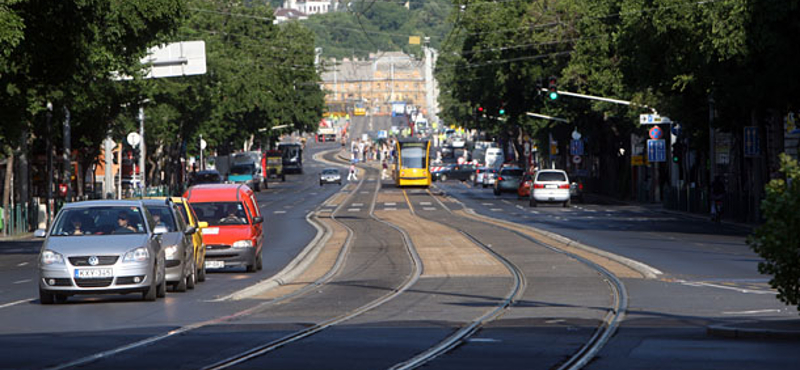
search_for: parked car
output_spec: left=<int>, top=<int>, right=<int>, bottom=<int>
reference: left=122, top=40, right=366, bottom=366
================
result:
left=143, top=198, right=198, bottom=292
left=494, top=167, right=525, bottom=195
left=171, top=196, right=208, bottom=283
left=185, top=184, right=264, bottom=272
left=530, top=169, right=571, bottom=207
left=433, top=164, right=476, bottom=182
left=35, top=200, right=167, bottom=303
left=517, top=173, right=533, bottom=199
left=319, top=168, right=342, bottom=186
left=482, top=168, right=498, bottom=188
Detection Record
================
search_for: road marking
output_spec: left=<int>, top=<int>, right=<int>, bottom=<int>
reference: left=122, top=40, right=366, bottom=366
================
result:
left=420, top=202, right=432, bottom=206
left=515, top=205, right=525, bottom=210
left=501, top=200, right=512, bottom=205
left=722, top=309, right=782, bottom=315
left=347, top=208, right=361, bottom=212
left=352, top=203, right=364, bottom=207
left=360, top=191, right=370, bottom=194
left=490, top=208, right=503, bottom=212
left=423, top=207, right=437, bottom=211
left=530, top=210, right=539, bottom=214
left=678, top=280, right=777, bottom=295
left=310, top=192, right=318, bottom=195
left=13, top=279, right=31, bottom=284
left=273, top=211, right=287, bottom=214
left=481, top=203, right=493, bottom=206
left=283, top=205, right=293, bottom=209
left=384, top=202, right=397, bottom=206
left=384, top=208, right=397, bottom=211
left=17, top=262, right=28, bottom=267
left=0, top=298, right=34, bottom=309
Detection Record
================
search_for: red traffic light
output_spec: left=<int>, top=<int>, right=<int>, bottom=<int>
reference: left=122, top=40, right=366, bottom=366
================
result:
left=478, top=107, right=484, bottom=112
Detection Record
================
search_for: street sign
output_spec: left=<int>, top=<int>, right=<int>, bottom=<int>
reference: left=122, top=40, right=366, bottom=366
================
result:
left=571, top=129, right=581, bottom=140
left=744, top=126, right=760, bottom=157
left=570, top=139, right=584, bottom=156
left=143, top=41, right=207, bottom=79
left=647, top=139, right=666, bottom=162
left=639, top=114, right=672, bottom=125
left=572, top=155, right=582, bottom=164
left=127, top=132, right=141, bottom=147
left=649, top=126, right=663, bottom=140
left=671, top=122, right=682, bottom=136
left=200, top=138, right=207, bottom=150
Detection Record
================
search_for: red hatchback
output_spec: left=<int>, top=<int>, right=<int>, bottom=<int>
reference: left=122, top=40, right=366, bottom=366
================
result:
left=517, top=173, right=533, bottom=199
left=184, top=184, right=264, bottom=272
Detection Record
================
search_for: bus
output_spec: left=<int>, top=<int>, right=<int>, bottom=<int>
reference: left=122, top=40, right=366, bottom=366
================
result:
left=278, top=142, right=303, bottom=174
left=395, top=139, right=431, bottom=187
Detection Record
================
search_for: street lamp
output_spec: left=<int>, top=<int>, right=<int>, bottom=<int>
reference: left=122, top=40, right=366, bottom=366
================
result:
left=45, top=102, right=53, bottom=228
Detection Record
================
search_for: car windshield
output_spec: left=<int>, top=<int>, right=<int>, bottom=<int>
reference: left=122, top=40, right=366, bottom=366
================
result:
left=537, top=172, right=567, bottom=182
left=230, top=164, right=255, bottom=175
left=401, top=146, right=425, bottom=169
left=191, top=202, right=249, bottom=226
left=322, top=169, right=339, bottom=175
left=144, top=206, right=177, bottom=232
left=51, top=206, right=146, bottom=236
left=501, top=169, right=524, bottom=177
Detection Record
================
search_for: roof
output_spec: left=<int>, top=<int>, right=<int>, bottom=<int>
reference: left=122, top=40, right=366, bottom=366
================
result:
left=184, top=183, right=250, bottom=203
left=274, top=8, right=307, bottom=18
left=61, top=200, right=144, bottom=209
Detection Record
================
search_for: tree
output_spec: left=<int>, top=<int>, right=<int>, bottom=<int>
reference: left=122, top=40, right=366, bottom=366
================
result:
left=748, top=154, right=800, bottom=313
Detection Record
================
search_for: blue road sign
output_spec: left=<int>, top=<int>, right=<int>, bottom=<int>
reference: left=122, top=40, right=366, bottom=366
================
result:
left=649, top=126, right=663, bottom=140
left=744, top=126, right=759, bottom=157
left=647, top=139, right=666, bottom=162
left=570, top=139, right=584, bottom=156
left=671, top=123, right=682, bottom=137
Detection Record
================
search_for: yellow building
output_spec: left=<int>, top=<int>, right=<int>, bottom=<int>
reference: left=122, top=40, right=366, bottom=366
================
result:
left=321, top=52, right=427, bottom=115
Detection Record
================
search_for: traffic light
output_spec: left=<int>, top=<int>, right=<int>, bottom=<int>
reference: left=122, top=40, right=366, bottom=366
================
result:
left=499, top=108, right=505, bottom=115
left=671, top=142, right=683, bottom=164
left=477, top=106, right=484, bottom=113
left=548, top=76, right=558, bottom=100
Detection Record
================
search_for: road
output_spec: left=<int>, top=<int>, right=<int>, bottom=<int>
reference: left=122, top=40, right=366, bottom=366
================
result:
left=0, top=137, right=797, bottom=370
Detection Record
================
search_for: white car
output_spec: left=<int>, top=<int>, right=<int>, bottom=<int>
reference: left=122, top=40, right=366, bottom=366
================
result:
left=529, top=170, right=571, bottom=207
left=485, top=148, right=504, bottom=168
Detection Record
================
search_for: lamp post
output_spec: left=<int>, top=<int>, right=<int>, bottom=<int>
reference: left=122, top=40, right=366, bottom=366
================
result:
left=46, top=103, right=53, bottom=228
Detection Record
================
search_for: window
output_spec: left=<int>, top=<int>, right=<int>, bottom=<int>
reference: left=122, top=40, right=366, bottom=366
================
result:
left=192, top=202, right=249, bottom=226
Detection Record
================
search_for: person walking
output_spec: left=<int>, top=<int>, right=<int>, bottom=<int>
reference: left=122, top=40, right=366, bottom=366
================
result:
left=710, top=175, right=726, bottom=221
left=348, top=163, right=358, bottom=181
left=381, top=160, right=389, bottom=180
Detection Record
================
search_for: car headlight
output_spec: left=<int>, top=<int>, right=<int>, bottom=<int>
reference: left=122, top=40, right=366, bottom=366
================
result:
left=164, top=245, right=178, bottom=260
left=232, top=240, right=253, bottom=248
left=41, top=250, right=65, bottom=266
left=123, top=247, right=150, bottom=262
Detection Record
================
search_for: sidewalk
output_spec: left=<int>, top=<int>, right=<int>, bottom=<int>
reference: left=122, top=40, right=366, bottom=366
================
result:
left=0, top=232, right=34, bottom=242
left=708, top=319, right=800, bottom=340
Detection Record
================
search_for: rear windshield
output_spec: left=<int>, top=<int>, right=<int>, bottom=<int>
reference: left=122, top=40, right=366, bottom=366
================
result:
left=322, top=169, right=339, bottom=175
left=52, top=206, right=146, bottom=236
left=230, top=164, right=255, bottom=176
left=191, top=202, right=249, bottom=226
left=500, top=169, right=524, bottom=176
left=191, top=172, right=221, bottom=185
left=145, top=206, right=177, bottom=232
left=537, top=172, right=567, bottom=182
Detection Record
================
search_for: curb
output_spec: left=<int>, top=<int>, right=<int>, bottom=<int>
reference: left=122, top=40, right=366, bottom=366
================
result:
left=0, top=232, right=35, bottom=242
left=707, top=322, right=800, bottom=340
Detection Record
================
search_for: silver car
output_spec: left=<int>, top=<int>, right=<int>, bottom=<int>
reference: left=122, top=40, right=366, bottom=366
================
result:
left=36, top=200, right=167, bottom=304
left=143, top=199, right=197, bottom=292
left=319, top=168, right=342, bottom=186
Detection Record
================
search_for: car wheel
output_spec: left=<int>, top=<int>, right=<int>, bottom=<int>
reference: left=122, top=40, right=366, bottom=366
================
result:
left=156, top=267, right=167, bottom=298
left=529, top=198, right=537, bottom=207
left=142, top=278, right=157, bottom=302
left=482, top=184, right=487, bottom=188
left=54, top=294, right=68, bottom=304
left=338, top=181, right=342, bottom=185
left=197, top=259, right=207, bottom=282
left=187, top=261, right=196, bottom=290
left=175, top=269, right=188, bottom=292
left=256, top=249, right=263, bottom=271
left=39, top=288, right=55, bottom=305
left=281, top=174, right=286, bottom=182
left=320, top=181, right=324, bottom=187
left=440, top=174, right=448, bottom=181
left=564, top=199, right=571, bottom=208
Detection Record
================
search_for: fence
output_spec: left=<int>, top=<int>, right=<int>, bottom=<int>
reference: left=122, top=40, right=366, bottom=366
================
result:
left=0, top=201, right=33, bottom=237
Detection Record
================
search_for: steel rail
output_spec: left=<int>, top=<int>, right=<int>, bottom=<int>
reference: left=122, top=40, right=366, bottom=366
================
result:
left=201, top=164, right=423, bottom=370
left=44, top=147, right=360, bottom=370
left=422, top=188, right=628, bottom=370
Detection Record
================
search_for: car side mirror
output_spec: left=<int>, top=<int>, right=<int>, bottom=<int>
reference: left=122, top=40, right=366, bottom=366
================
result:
left=153, top=226, right=168, bottom=235
left=184, top=226, right=196, bottom=235
left=34, top=229, right=47, bottom=238
left=197, top=221, right=209, bottom=229
left=252, top=216, right=264, bottom=224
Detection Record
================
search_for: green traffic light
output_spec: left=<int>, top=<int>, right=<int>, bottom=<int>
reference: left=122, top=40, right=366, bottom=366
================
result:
left=549, top=92, right=558, bottom=100
left=673, top=156, right=679, bottom=163
left=499, top=108, right=505, bottom=115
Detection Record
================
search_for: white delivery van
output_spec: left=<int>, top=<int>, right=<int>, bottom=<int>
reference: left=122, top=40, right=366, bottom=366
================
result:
left=485, top=148, right=504, bottom=167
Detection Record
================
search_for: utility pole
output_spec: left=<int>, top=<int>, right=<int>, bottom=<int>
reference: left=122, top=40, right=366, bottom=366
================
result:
left=104, top=137, right=114, bottom=199
left=138, top=105, right=146, bottom=192
left=62, top=106, right=72, bottom=202
left=45, top=103, right=53, bottom=227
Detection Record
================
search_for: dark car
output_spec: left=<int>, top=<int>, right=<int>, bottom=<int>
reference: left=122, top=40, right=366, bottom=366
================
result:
left=434, top=164, right=476, bottom=182
left=188, top=170, right=222, bottom=187
left=494, top=167, right=525, bottom=195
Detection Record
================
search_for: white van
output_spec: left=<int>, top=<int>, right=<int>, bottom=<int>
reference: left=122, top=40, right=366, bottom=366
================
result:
left=485, top=148, right=504, bottom=167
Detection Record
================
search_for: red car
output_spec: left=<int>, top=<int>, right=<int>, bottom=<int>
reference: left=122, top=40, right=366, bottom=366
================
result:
left=184, top=184, right=264, bottom=272
left=517, top=173, right=533, bottom=199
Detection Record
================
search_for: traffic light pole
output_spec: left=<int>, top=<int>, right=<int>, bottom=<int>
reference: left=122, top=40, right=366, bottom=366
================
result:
left=538, top=88, right=658, bottom=114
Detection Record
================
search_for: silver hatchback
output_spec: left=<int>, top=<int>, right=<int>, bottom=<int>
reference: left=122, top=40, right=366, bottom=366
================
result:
left=36, top=200, right=167, bottom=304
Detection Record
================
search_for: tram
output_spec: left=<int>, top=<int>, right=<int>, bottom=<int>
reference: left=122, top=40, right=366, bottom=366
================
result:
left=395, top=139, right=431, bottom=187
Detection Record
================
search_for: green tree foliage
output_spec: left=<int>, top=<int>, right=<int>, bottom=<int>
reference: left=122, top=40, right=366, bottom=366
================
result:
left=748, top=154, right=800, bottom=312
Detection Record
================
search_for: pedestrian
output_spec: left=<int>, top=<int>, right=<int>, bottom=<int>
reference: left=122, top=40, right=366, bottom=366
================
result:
left=381, top=160, right=389, bottom=180
left=348, top=163, right=358, bottom=181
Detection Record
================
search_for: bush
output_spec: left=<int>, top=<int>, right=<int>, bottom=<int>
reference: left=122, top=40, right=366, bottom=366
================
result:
left=748, top=153, right=800, bottom=313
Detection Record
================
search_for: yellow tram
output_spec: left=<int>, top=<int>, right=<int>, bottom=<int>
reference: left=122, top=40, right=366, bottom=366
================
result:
left=395, top=139, right=431, bottom=187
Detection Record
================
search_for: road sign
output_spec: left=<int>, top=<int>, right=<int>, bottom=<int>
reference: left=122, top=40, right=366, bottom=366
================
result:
left=570, top=139, right=584, bottom=156
left=671, top=122, right=682, bottom=136
left=571, top=129, right=581, bottom=140
left=631, top=155, right=645, bottom=166
left=127, top=132, right=141, bottom=147
left=649, top=126, right=663, bottom=140
left=640, top=114, right=672, bottom=125
left=200, top=138, right=207, bottom=150
left=647, top=139, right=666, bottom=162
left=744, top=126, right=760, bottom=157
left=143, top=41, right=207, bottom=79
left=572, top=155, right=582, bottom=164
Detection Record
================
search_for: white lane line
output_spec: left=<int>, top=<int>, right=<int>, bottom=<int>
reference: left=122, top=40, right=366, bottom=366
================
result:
left=347, top=208, right=361, bottom=212
left=515, top=205, right=525, bottom=210
left=383, top=208, right=397, bottom=211
left=283, top=205, right=293, bottom=209
left=678, top=280, right=777, bottom=295
left=310, top=192, right=318, bottom=195
left=273, top=211, right=287, bottom=214
left=481, top=203, right=493, bottom=206
left=490, top=208, right=503, bottom=212
left=352, top=203, right=364, bottom=207
left=17, top=262, right=28, bottom=267
left=423, top=207, right=437, bottom=211
left=722, top=309, right=783, bottom=315
left=420, top=202, right=432, bottom=206
left=360, top=191, right=370, bottom=194
left=501, top=200, right=512, bottom=205
left=468, top=338, right=501, bottom=343
left=0, top=298, right=34, bottom=309
left=13, top=279, right=31, bottom=284
left=384, top=202, right=397, bottom=206
left=530, top=210, right=540, bottom=214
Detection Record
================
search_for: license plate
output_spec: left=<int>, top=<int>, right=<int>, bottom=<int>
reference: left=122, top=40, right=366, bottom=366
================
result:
left=75, top=268, right=113, bottom=279
left=205, top=260, right=225, bottom=269
left=202, top=227, right=219, bottom=235
left=545, top=184, right=558, bottom=189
